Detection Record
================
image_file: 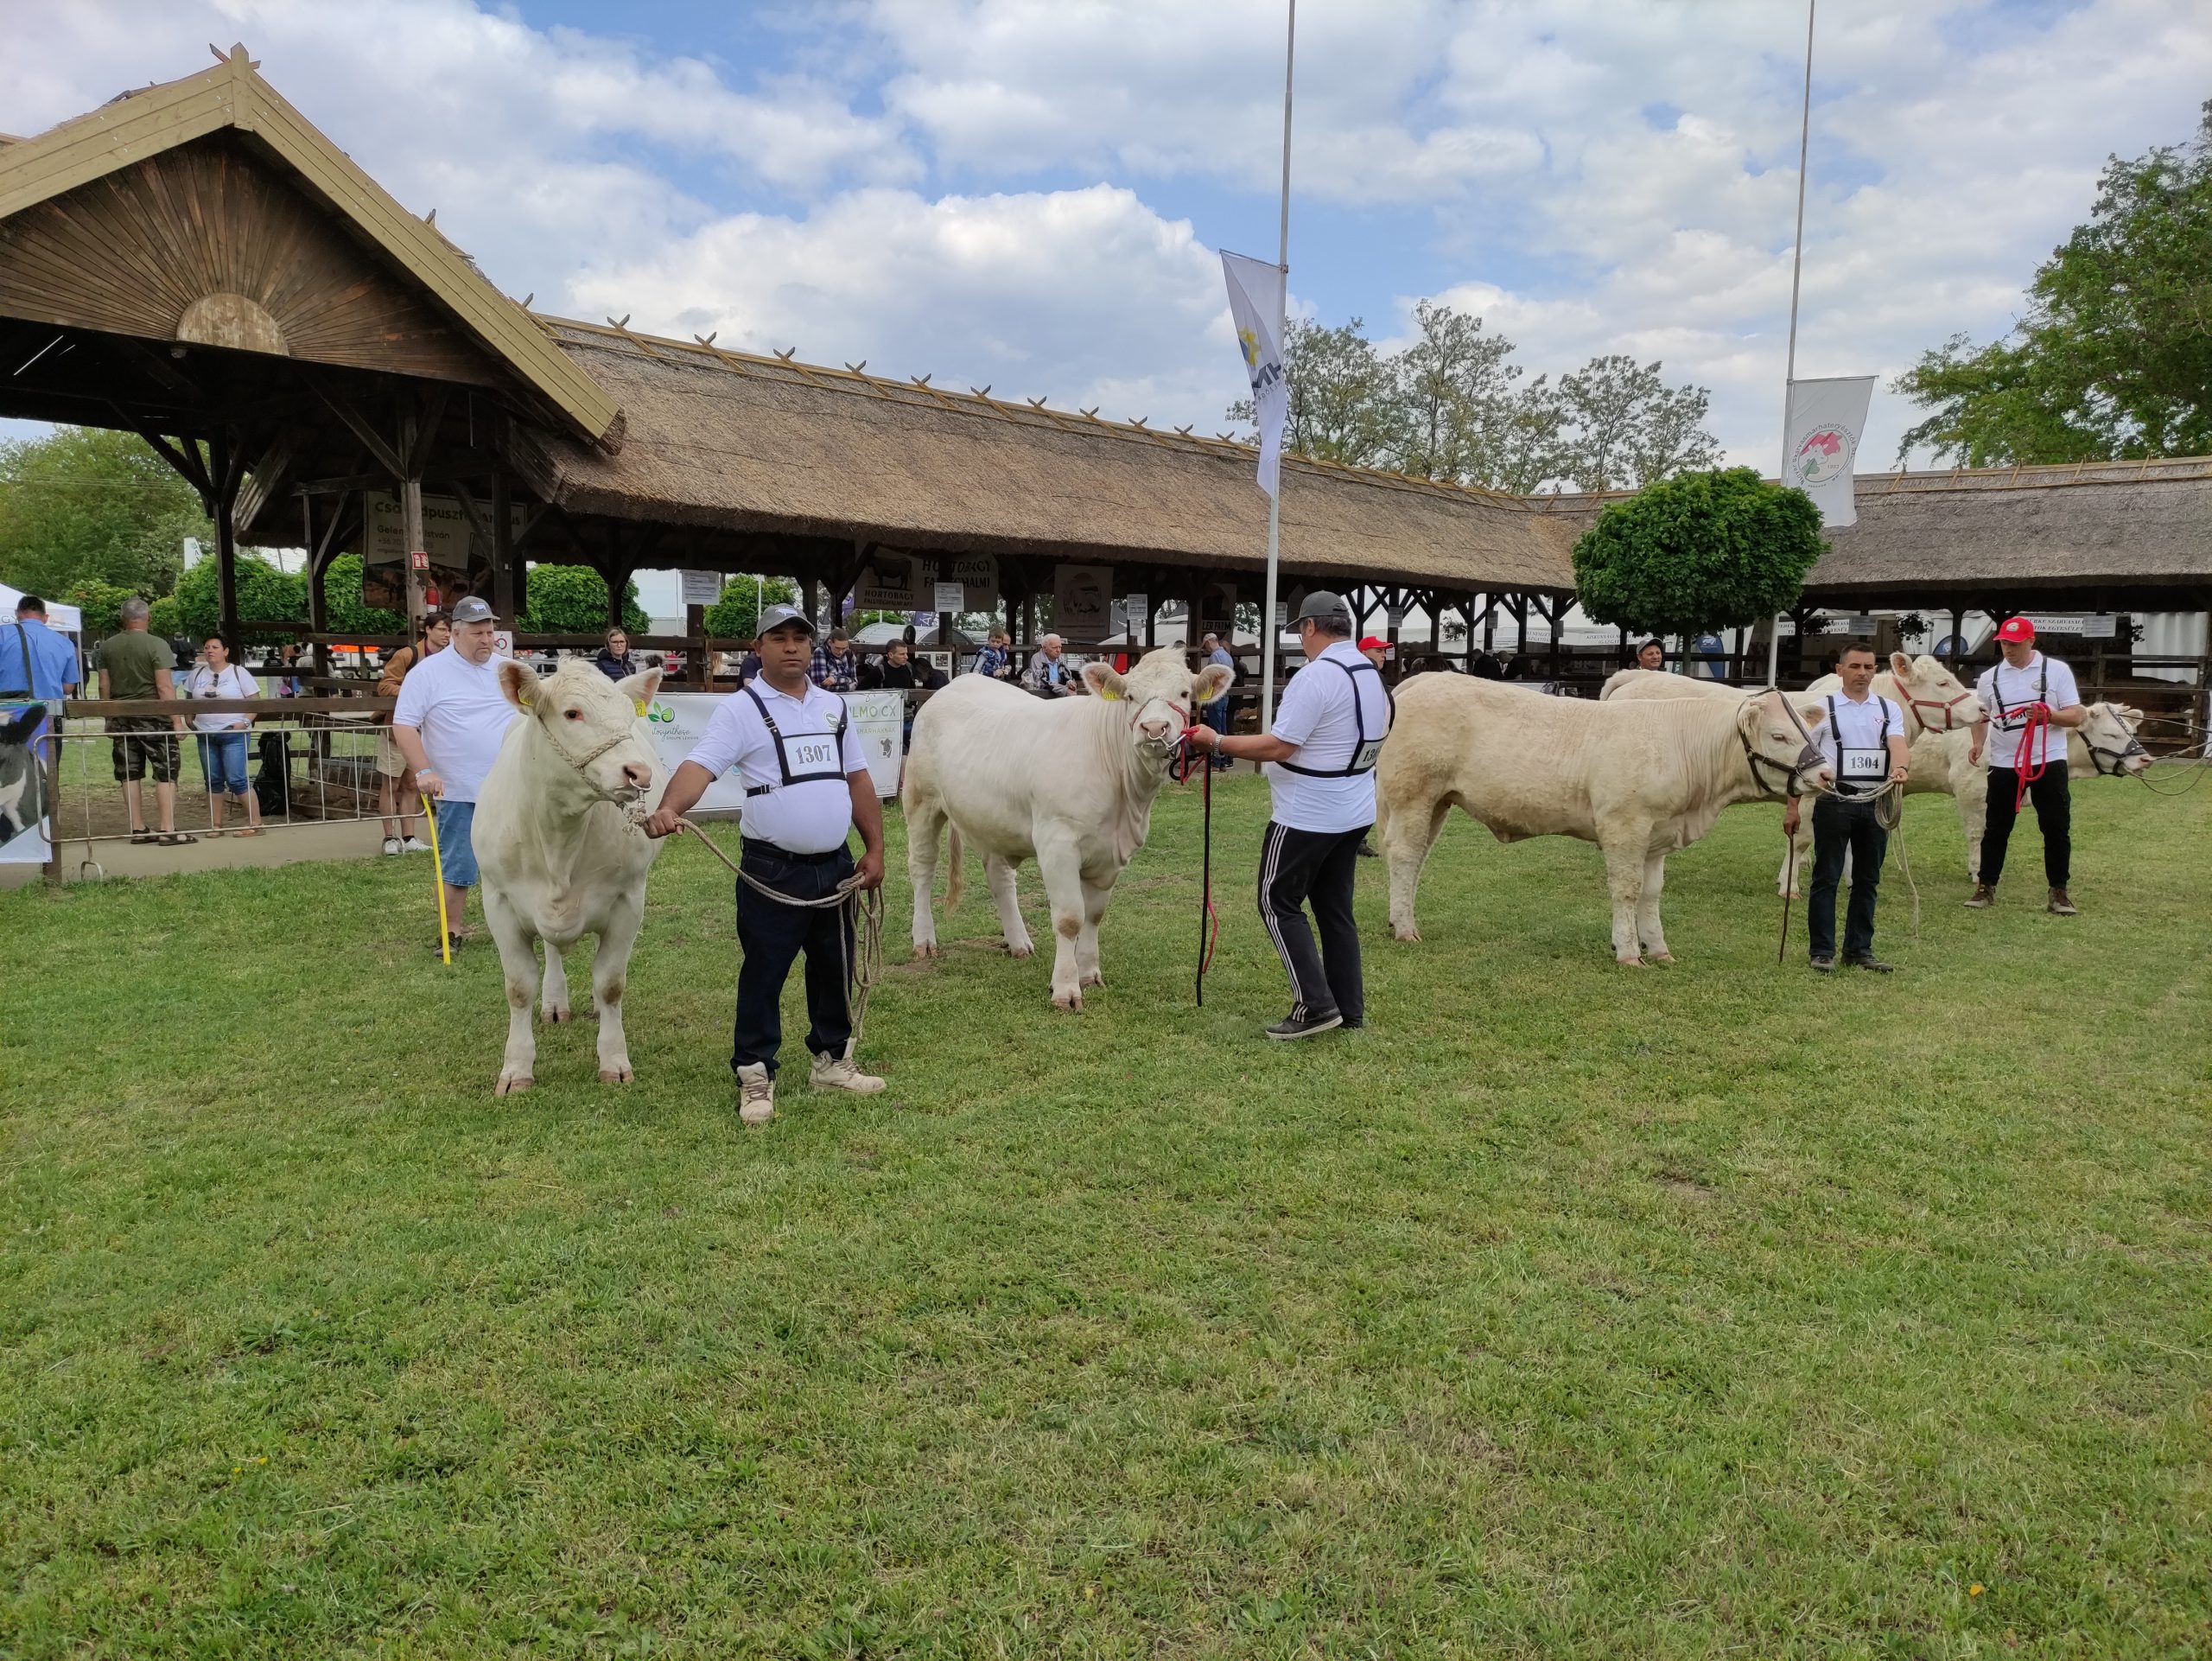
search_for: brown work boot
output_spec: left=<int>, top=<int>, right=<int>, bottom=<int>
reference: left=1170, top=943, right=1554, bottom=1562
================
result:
left=809, top=1045, right=886, bottom=1094
left=2047, top=887, right=2078, bottom=916
left=1963, top=883, right=1995, bottom=909
left=735, top=1062, right=775, bottom=1126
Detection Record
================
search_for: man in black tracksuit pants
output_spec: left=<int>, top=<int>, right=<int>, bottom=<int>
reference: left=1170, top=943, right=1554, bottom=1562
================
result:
left=1185, top=590, right=1390, bottom=1040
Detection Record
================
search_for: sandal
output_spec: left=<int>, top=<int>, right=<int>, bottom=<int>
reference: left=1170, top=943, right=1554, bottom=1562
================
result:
left=130, top=829, right=156, bottom=844
left=233, top=827, right=264, bottom=837
left=156, top=832, right=198, bottom=846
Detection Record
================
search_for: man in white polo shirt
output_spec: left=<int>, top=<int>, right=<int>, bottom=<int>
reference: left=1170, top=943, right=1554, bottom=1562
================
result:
left=392, top=596, right=516, bottom=951
left=1967, top=616, right=2087, bottom=914
left=1184, top=590, right=1389, bottom=1039
left=645, top=604, right=887, bottom=1125
left=1784, top=640, right=1910, bottom=973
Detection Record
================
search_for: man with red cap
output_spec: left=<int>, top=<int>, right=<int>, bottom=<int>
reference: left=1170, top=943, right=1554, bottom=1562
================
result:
left=1967, top=616, right=2086, bottom=913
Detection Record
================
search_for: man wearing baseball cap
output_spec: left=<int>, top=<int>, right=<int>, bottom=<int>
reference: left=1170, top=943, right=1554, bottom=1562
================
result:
left=1967, top=616, right=2087, bottom=913
left=392, top=595, right=517, bottom=950
left=1184, top=589, right=1390, bottom=1039
left=645, top=603, right=887, bottom=1124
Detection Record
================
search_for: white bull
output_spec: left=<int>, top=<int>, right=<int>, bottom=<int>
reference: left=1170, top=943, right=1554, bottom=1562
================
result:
left=1376, top=676, right=1834, bottom=964
left=904, top=646, right=1232, bottom=1008
left=474, top=660, right=665, bottom=1094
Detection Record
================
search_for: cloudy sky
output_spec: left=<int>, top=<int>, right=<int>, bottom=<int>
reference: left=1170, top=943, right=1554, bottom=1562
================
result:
left=5, top=0, right=2208, bottom=604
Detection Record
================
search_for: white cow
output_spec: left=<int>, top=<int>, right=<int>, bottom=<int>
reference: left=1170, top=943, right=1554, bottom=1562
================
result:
left=905, top=646, right=1233, bottom=1008
left=474, top=660, right=665, bottom=1094
left=1603, top=654, right=1987, bottom=894
left=1376, top=676, right=1834, bottom=963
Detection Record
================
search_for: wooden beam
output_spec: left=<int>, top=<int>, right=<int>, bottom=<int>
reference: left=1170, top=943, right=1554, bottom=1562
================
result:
left=308, top=377, right=407, bottom=480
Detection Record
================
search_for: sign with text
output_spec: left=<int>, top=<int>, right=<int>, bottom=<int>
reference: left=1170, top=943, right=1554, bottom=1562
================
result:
left=855, top=553, right=998, bottom=613
left=933, top=580, right=965, bottom=615
left=679, top=570, right=722, bottom=607
left=842, top=690, right=906, bottom=798
left=640, top=694, right=750, bottom=812
left=2021, top=614, right=2118, bottom=639
left=1052, top=563, right=1113, bottom=639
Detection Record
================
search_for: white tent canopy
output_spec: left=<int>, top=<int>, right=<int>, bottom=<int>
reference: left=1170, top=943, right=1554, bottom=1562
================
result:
left=1, top=582, right=83, bottom=632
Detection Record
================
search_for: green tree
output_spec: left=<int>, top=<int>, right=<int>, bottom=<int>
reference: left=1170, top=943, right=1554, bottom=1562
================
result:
left=320, top=554, right=406, bottom=637
left=0, top=425, right=209, bottom=598
left=60, top=576, right=137, bottom=637
left=520, top=564, right=649, bottom=635
left=702, top=575, right=799, bottom=641
left=169, top=555, right=306, bottom=645
left=1229, top=317, right=1401, bottom=468
left=1571, top=468, right=1826, bottom=642
left=1554, top=356, right=1723, bottom=493
left=1897, top=103, right=2212, bottom=464
left=1389, top=300, right=1521, bottom=482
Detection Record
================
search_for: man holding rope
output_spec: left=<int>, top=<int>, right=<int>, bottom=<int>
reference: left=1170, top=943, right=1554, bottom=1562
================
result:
left=1967, top=617, right=2085, bottom=915
left=644, top=604, right=887, bottom=1125
left=1786, top=640, right=1910, bottom=974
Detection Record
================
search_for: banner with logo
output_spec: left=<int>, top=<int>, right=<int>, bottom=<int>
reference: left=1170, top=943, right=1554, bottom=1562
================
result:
left=0, top=699, right=56, bottom=864
left=1222, top=251, right=1289, bottom=499
left=843, top=691, right=906, bottom=798
left=1783, top=376, right=1876, bottom=527
left=1052, top=564, right=1114, bottom=639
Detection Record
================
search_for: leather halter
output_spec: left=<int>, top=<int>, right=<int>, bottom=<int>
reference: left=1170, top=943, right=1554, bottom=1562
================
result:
left=537, top=696, right=649, bottom=808
left=2082, top=710, right=2148, bottom=777
left=1905, top=687, right=1977, bottom=734
left=1738, top=689, right=1825, bottom=798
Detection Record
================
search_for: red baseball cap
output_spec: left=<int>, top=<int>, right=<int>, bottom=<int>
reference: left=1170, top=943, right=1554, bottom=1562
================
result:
left=1995, top=617, right=2036, bottom=643
left=1358, top=635, right=1388, bottom=652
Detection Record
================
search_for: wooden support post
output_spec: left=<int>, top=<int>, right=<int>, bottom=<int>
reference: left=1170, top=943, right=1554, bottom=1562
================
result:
left=399, top=406, right=427, bottom=638
left=1512, top=594, right=1529, bottom=668
left=211, top=430, right=240, bottom=644
left=490, top=468, right=516, bottom=627
left=686, top=603, right=708, bottom=689
left=1482, top=595, right=1496, bottom=653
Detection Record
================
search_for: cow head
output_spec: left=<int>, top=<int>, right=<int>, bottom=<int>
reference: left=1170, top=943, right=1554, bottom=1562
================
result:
left=499, top=659, right=664, bottom=804
left=2079, top=700, right=2151, bottom=777
left=1888, top=651, right=1984, bottom=735
left=1084, top=646, right=1234, bottom=762
left=1738, top=687, right=1834, bottom=797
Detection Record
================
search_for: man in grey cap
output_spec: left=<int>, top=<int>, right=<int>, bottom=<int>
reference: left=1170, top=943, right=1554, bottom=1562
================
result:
left=1183, top=589, right=1389, bottom=1038
left=392, top=595, right=515, bottom=950
left=645, top=603, right=887, bottom=1125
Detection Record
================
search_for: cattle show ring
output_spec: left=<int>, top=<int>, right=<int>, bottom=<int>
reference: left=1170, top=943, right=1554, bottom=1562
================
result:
left=4, top=32, right=2211, bottom=1661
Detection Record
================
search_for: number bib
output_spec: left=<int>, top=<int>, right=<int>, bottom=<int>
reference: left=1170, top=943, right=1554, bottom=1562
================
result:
left=777, top=730, right=844, bottom=783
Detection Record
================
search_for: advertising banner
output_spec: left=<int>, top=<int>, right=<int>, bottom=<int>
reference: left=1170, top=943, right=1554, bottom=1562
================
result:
left=642, top=690, right=905, bottom=809
left=0, top=699, right=56, bottom=865
left=843, top=690, right=906, bottom=798
left=1782, top=376, right=1877, bottom=527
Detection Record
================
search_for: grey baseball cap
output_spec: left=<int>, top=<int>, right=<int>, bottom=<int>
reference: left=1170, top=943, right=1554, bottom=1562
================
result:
left=1291, top=589, right=1353, bottom=628
left=449, top=595, right=495, bottom=624
left=755, top=602, right=816, bottom=637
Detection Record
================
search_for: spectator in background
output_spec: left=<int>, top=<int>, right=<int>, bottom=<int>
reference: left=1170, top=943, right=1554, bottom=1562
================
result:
left=1199, top=632, right=1236, bottom=772
left=374, top=613, right=448, bottom=855
left=1, top=595, right=79, bottom=751
left=811, top=627, right=859, bottom=692
left=860, top=638, right=943, bottom=691
left=183, top=632, right=264, bottom=837
left=97, top=598, right=191, bottom=846
left=1635, top=638, right=1665, bottom=671
left=1358, top=635, right=1389, bottom=671
left=1026, top=633, right=1077, bottom=696
left=972, top=627, right=1017, bottom=681
left=392, top=596, right=517, bottom=952
left=594, top=626, right=636, bottom=683
left=736, top=640, right=765, bottom=686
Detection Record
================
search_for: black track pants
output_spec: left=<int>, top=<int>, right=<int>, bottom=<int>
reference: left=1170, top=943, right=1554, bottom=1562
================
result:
left=733, top=843, right=855, bottom=1078
left=1808, top=795, right=1887, bottom=961
left=1983, top=760, right=2070, bottom=889
left=1256, top=820, right=1369, bottom=1024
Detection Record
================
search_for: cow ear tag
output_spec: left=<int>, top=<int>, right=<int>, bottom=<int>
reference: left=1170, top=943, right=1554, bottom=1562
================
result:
left=634, top=700, right=649, bottom=716
left=1098, top=685, right=1122, bottom=702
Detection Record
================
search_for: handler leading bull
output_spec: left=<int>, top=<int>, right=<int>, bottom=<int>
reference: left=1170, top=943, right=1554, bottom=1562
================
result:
left=645, top=604, right=887, bottom=1126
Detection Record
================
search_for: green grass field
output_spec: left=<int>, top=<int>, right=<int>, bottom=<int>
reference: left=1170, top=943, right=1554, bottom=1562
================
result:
left=5, top=770, right=2209, bottom=1658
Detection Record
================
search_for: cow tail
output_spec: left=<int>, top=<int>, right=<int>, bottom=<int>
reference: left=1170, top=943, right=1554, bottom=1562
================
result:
left=945, top=824, right=963, bottom=911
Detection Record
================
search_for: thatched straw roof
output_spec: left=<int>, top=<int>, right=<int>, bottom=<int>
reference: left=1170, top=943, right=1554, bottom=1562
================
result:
left=513, top=319, right=1580, bottom=595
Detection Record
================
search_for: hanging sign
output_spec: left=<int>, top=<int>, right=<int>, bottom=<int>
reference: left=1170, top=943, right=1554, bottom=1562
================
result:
left=1385, top=603, right=1406, bottom=628
left=933, top=580, right=965, bottom=615
left=1052, top=564, right=1113, bottom=639
left=2020, top=614, right=2117, bottom=639
left=679, top=570, right=721, bottom=607
left=1123, top=593, right=1149, bottom=633
left=856, top=554, right=998, bottom=613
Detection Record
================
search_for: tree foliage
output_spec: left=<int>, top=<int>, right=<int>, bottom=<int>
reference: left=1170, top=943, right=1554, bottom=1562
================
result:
left=1228, top=304, right=1719, bottom=492
left=0, top=425, right=210, bottom=600
left=1896, top=103, right=2212, bottom=465
left=170, top=554, right=307, bottom=645
left=60, top=577, right=139, bottom=637
left=1571, top=468, right=1827, bottom=640
left=321, top=553, right=406, bottom=638
left=520, top=564, right=650, bottom=635
left=702, top=575, right=800, bottom=641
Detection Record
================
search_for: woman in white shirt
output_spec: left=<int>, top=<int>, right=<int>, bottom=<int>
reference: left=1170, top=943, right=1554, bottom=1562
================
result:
left=184, top=633, right=264, bottom=837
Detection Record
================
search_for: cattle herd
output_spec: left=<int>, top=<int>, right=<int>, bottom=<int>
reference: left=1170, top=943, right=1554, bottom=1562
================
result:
left=459, top=645, right=2152, bottom=1090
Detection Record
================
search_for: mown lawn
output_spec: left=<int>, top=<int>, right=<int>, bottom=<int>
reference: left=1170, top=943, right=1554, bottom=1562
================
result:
left=4, top=768, right=2209, bottom=1658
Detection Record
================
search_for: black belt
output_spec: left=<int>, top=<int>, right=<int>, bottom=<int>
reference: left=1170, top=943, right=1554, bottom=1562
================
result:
left=741, top=838, right=847, bottom=865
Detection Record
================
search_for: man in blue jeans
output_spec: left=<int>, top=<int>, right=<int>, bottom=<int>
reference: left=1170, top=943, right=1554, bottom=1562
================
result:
left=1199, top=632, right=1236, bottom=769
left=392, top=596, right=517, bottom=951
left=645, top=604, right=888, bottom=1126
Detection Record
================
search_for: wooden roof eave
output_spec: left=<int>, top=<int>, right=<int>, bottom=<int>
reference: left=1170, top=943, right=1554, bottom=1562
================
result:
left=0, top=48, right=620, bottom=446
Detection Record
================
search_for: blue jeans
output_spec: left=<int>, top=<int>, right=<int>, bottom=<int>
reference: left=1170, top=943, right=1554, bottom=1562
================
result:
left=1202, top=697, right=1232, bottom=767
left=434, top=799, right=480, bottom=887
left=195, top=731, right=250, bottom=795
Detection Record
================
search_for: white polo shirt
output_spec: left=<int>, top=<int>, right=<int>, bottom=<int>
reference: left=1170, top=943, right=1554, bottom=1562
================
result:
left=1976, top=652, right=2080, bottom=770
left=1814, top=690, right=1905, bottom=797
left=684, top=678, right=868, bottom=855
left=1265, top=639, right=1391, bottom=834
left=391, top=646, right=516, bottom=804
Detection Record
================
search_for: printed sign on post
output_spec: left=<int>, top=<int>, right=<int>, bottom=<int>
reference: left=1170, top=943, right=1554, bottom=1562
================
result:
left=933, top=580, right=965, bottom=615
left=1123, top=594, right=1148, bottom=634
left=1053, top=564, right=1113, bottom=638
left=842, top=690, right=906, bottom=798
left=679, top=570, right=721, bottom=607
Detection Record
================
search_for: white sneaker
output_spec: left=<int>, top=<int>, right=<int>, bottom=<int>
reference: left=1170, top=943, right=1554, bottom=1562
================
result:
left=810, top=1046, right=886, bottom=1093
left=381, top=837, right=402, bottom=856
left=402, top=837, right=432, bottom=853
left=735, top=1062, right=776, bottom=1125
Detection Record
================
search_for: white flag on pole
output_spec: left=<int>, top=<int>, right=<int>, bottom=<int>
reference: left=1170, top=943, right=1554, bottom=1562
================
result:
left=1221, top=251, right=1288, bottom=498
left=1782, top=374, right=1876, bottom=526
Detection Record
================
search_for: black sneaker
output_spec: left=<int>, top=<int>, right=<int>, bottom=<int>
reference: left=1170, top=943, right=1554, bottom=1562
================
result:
left=1844, top=955, right=1895, bottom=974
left=1809, top=955, right=1835, bottom=974
left=1357, top=838, right=1378, bottom=858
left=1265, top=1011, right=1344, bottom=1041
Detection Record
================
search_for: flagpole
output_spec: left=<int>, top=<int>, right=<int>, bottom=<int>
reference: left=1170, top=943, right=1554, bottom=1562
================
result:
left=1259, top=0, right=1295, bottom=732
left=1766, top=0, right=1815, bottom=689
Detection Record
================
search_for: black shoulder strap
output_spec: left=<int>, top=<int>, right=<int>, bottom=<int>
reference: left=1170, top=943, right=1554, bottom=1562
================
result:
left=3, top=622, right=32, bottom=697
